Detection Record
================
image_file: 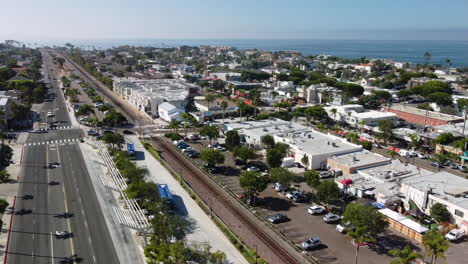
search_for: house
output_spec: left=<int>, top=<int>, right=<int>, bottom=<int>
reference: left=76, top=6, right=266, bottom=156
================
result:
left=158, top=102, right=184, bottom=122
left=327, top=151, right=391, bottom=175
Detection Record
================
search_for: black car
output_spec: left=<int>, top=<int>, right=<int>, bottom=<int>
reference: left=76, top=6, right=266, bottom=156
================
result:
left=235, top=159, right=246, bottom=166
left=122, top=130, right=134, bottom=135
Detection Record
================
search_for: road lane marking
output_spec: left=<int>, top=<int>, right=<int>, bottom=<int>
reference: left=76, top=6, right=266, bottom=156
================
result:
left=50, top=232, right=54, bottom=264
left=62, top=177, right=76, bottom=258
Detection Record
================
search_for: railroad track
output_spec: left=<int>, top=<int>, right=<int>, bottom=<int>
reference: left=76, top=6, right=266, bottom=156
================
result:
left=154, top=137, right=302, bottom=264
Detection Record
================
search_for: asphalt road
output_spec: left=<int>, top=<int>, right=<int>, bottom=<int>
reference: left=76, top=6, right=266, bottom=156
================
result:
left=6, top=51, right=119, bottom=264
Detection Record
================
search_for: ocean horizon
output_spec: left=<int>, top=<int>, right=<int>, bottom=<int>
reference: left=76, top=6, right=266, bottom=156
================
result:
left=21, top=39, right=468, bottom=67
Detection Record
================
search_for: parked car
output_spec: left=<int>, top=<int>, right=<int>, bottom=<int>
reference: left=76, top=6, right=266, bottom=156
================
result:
left=286, top=191, right=303, bottom=199
left=323, top=213, right=341, bottom=223
left=319, top=171, right=331, bottom=178
left=417, top=152, right=427, bottom=159
left=247, top=166, right=260, bottom=172
left=182, top=147, right=193, bottom=153
left=458, top=165, right=468, bottom=173
left=431, top=162, right=441, bottom=168
left=445, top=229, right=465, bottom=241
left=449, top=163, right=459, bottom=169
left=308, top=205, right=325, bottom=215
left=294, top=162, right=303, bottom=168
left=87, top=130, right=98, bottom=136
left=268, top=213, right=289, bottom=224
left=273, top=182, right=288, bottom=192
left=301, top=237, right=321, bottom=250
left=235, top=159, right=245, bottom=166
left=292, top=194, right=308, bottom=203
left=186, top=151, right=200, bottom=158
left=176, top=143, right=189, bottom=149
left=336, top=222, right=355, bottom=233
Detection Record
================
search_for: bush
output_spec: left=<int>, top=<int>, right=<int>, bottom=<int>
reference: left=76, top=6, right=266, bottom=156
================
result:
left=0, top=199, right=9, bottom=214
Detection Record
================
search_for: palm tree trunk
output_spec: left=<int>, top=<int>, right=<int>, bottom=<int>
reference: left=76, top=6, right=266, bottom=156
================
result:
left=355, top=244, right=360, bottom=264
left=463, top=111, right=467, bottom=135
left=222, top=109, right=225, bottom=124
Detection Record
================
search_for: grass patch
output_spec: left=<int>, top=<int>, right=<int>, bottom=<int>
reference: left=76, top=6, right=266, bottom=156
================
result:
left=142, top=140, right=267, bottom=264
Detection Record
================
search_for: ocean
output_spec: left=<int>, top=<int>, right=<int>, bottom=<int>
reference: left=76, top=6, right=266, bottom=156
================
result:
left=27, top=39, right=468, bottom=67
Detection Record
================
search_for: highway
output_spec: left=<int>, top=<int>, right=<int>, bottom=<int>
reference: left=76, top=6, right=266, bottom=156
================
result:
left=6, top=51, right=119, bottom=264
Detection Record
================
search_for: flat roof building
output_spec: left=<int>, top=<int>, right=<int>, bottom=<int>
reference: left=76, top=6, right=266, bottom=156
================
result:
left=384, top=104, right=464, bottom=126
left=327, top=151, right=391, bottom=175
left=113, top=78, right=199, bottom=117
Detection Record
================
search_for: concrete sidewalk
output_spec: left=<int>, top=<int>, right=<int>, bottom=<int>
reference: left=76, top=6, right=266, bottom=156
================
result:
left=79, top=141, right=145, bottom=264
left=0, top=143, right=25, bottom=264
left=125, top=135, right=248, bottom=264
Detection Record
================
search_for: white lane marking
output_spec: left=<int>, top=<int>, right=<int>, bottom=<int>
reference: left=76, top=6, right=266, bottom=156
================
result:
left=50, top=232, right=54, bottom=264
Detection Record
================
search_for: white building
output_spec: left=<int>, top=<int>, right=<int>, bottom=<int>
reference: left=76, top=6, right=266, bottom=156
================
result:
left=275, top=130, right=363, bottom=170
left=113, top=78, right=199, bottom=117
left=158, top=102, right=184, bottom=122
left=400, top=172, right=468, bottom=232
left=325, top=105, right=398, bottom=129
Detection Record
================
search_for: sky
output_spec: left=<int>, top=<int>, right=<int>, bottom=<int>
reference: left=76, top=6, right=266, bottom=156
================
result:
left=1, top=0, right=468, bottom=41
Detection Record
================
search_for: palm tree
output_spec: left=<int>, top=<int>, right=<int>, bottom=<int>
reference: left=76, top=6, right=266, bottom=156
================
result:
left=317, top=123, right=326, bottom=132
left=180, top=113, right=191, bottom=136
left=387, top=150, right=399, bottom=160
left=168, top=120, right=180, bottom=134
left=388, top=245, right=421, bottom=264
left=205, top=94, right=217, bottom=110
left=358, top=120, right=366, bottom=133
left=237, top=100, right=246, bottom=121
left=220, top=101, right=228, bottom=124
left=422, top=229, right=449, bottom=264
left=347, top=227, right=375, bottom=264
left=330, top=108, right=337, bottom=122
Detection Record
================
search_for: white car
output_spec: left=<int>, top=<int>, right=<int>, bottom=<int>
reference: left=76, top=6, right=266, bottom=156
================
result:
left=417, top=152, right=427, bottom=159
left=286, top=191, right=303, bottom=199
left=445, top=229, right=465, bottom=241
left=301, top=237, right=321, bottom=250
left=319, top=171, right=331, bottom=178
left=307, top=205, right=325, bottom=215
left=47, top=112, right=54, bottom=117
left=273, top=182, right=288, bottom=192
left=55, top=230, right=69, bottom=239
left=247, top=167, right=260, bottom=172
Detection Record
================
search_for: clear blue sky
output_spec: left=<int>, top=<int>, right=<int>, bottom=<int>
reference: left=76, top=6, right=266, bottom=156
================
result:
left=2, top=0, right=468, bottom=40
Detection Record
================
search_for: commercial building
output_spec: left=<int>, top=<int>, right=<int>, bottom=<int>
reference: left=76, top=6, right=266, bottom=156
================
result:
left=325, top=105, right=398, bottom=129
left=113, top=78, right=199, bottom=117
left=158, top=102, right=184, bottom=122
left=275, top=130, right=363, bottom=170
left=400, top=172, right=468, bottom=232
left=384, top=104, right=464, bottom=126
left=327, top=151, right=391, bottom=175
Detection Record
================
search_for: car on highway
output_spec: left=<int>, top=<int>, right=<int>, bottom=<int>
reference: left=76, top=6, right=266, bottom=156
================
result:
left=48, top=162, right=60, bottom=168
left=122, top=130, right=134, bottom=135
left=268, top=213, right=289, bottom=224
left=301, top=237, right=321, bottom=250
left=55, top=230, right=69, bottom=239
left=87, top=130, right=99, bottom=136
left=15, top=209, right=32, bottom=215
left=30, top=129, right=47, bottom=134
left=308, top=205, right=326, bottom=215
left=323, top=213, right=341, bottom=223
left=47, top=112, right=54, bottom=117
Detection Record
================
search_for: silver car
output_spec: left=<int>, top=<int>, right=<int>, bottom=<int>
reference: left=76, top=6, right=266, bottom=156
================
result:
left=323, top=213, right=341, bottom=223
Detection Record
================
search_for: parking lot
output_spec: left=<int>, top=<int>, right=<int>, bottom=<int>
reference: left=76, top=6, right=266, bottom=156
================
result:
left=172, top=135, right=468, bottom=264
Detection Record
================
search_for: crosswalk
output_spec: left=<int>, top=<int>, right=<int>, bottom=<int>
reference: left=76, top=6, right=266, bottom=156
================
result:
left=24, top=138, right=81, bottom=146
left=47, top=126, right=76, bottom=130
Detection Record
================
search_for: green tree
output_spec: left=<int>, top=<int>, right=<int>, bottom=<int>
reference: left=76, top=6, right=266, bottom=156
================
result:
left=266, top=148, right=283, bottom=168
left=422, top=229, right=449, bottom=264
left=125, top=181, right=159, bottom=207
left=103, top=109, right=127, bottom=127
left=180, top=112, right=191, bottom=136
left=408, top=133, right=423, bottom=151
left=200, top=125, right=219, bottom=144
left=304, top=170, right=320, bottom=189
left=343, top=203, right=389, bottom=264
left=433, top=132, right=454, bottom=145
left=428, top=92, right=452, bottom=106
left=330, top=108, right=338, bottom=121
left=269, top=168, right=295, bottom=190
left=239, top=171, right=268, bottom=205
left=388, top=245, right=421, bottom=264
left=275, top=142, right=290, bottom=157
left=102, top=132, right=124, bottom=149
left=200, top=149, right=225, bottom=167
left=233, top=147, right=258, bottom=164
left=168, top=119, right=180, bottom=134
left=225, top=130, right=240, bottom=150
left=316, top=180, right=340, bottom=209
left=205, top=94, right=217, bottom=109
left=261, top=135, right=275, bottom=149
left=457, top=98, right=468, bottom=135
left=387, top=150, right=399, bottom=159
left=0, top=199, right=9, bottom=214
left=76, top=104, right=95, bottom=116
left=430, top=203, right=451, bottom=223
left=0, top=170, right=10, bottom=183
left=301, top=154, right=309, bottom=169
left=377, top=119, right=394, bottom=144
left=346, top=132, right=359, bottom=144
left=220, top=100, right=228, bottom=124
